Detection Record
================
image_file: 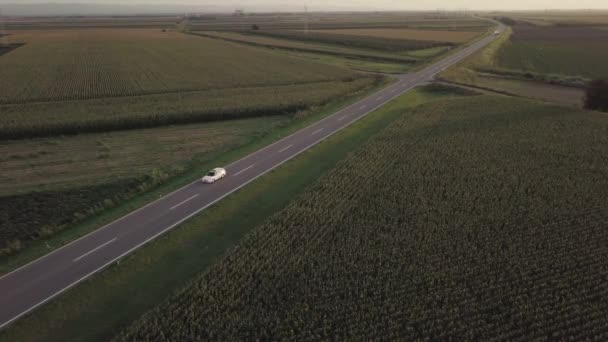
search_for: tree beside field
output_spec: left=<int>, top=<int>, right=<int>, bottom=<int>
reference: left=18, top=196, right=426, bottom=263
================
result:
left=585, top=79, right=608, bottom=112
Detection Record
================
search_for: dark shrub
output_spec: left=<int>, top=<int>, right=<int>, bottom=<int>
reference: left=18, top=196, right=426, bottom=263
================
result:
left=584, top=79, right=608, bottom=112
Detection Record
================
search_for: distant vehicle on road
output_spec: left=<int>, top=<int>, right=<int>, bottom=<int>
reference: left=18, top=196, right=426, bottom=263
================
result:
left=202, top=168, right=227, bottom=183
left=494, top=30, right=500, bottom=35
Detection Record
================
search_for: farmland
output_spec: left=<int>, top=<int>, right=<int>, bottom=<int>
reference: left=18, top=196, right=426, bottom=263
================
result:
left=441, top=14, right=608, bottom=107
left=0, top=86, right=480, bottom=342
left=495, top=22, right=608, bottom=79
left=488, top=10, right=608, bottom=26
left=0, top=29, right=356, bottom=104
left=198, top=24, right=486, bottom=74
left=196, top=31, right=419, bottom=64
left=119, top=94, right=608, bottom=340
left=188, top=13, right=491, bottom=74
left=0, top=26, right=380, bottom=255
left=0, top=78, right=376, bottom=139
left=247, top=29, right=460, bottom=52
left=187, top=12, right=492, bottom=31
left=0, top=116, right=286, bottom=255
left=304, top=28, right=481, bottom=43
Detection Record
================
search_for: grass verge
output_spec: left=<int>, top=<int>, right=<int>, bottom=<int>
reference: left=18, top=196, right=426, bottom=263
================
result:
left=0, top=85, right=463, bottom=342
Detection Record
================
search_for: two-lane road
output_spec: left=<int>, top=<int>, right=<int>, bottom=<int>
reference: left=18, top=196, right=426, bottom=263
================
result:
left=0, top=23, right=504, bottom=330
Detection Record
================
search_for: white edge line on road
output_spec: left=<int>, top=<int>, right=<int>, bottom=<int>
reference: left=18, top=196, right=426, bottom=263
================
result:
left=0, top=80, right=421, bottom=332
left=170, top=194, right=199, bottom=211
left=312, top=128, right=324, bottom=135
left=278, top=145, right=293, bottom=153
left=233, top=164, right=255, bottom=176
left=73, top=238, right=116, bottom=262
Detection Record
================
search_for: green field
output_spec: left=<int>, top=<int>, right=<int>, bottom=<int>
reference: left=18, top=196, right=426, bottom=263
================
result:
left=489, top=19, right=608, bottom=80
left=0, top=76, right=379, bottom=256
left=0, top=26, right=379, bottom=255
left=196, top=31, right=419, bottom=64
left=199, top=25, right=483, bottom=75
left=0, top=28, right=368, bottom=140
left=303, top=27, right=481, bottom=43
left=119, top=95, right=608, bottom=340
left=0, top=116, right=287, bottom=255
left=187, top=12, right=492, bottom=31
left=0, top=118, right=288, bottom=196
left=0, top=29, right=355, bottom=103
left=473, top=76, right=585, bottom=107
left=441, top=20, right=599, bottom=106
left=247, top=29, right=459, bottom=52
left=191, top=14, right=490, bottom=74
left=496, top=41, right=608, bottom=80
left=488, top=10, right=608, bottom=26
left=0, top=78, right=375, bottom=139
left=0, top=85, right=471, bottom=342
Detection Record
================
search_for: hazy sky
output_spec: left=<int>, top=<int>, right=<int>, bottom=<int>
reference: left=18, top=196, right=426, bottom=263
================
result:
left=2, top=0, right=608, bottom=11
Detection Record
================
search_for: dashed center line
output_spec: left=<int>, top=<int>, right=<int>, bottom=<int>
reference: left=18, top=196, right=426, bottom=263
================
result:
left=359, top=104, right=368, bottom=110
left=278, top=144, right=293, bottom=153
left=73, top=238, right=116, bottom=262
left=376, top=96, right=384, bottom=101
left=312, top=128, right=324, bottom=135
left=170, top=194, right=199, bottom=211
left=234, top=164, right=255, bottom=176
left=337, top=116, right=347, bottom=122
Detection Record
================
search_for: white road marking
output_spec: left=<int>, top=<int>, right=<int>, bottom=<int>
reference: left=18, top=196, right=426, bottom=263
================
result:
left=337, top=116, right=347, bottom=122
left=234, top=164, right=255, bottom=176
left=376, top=96, right=384, bottom=101
left=170, top=194, right=199, bottom=211
left=312, top=128, right=324, bottom=135
left=359, top=104, right=367, bottom=110
left=73, top=238, right=116, bottom=262
left=278, top=144, right=293, bottom=153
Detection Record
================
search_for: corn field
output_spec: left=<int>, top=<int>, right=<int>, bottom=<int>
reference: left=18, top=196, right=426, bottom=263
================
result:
left=118, top=95, right=608, bottom=341
left=0, top=78, right=377, bottom=139
left=0, top=29, right=356, bottom=104
left=252, top=29, right=457, bottom=52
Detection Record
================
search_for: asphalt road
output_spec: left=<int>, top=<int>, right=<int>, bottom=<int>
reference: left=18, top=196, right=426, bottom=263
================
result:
left=0, top=23, right=504, bottom=330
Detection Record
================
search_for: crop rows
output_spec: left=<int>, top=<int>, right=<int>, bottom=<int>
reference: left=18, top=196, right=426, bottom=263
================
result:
left=305, top=28, right=481, bottom=44
left=0, top=178, right=142, bottom=256
left=495, top=22, right=608, bottom=79
left=197, top=31, right=419, bottom=64
left=118, top=95, right=608, bottom=341
left=252, top=29, right=456, bottom=52
left=0, top=77, right=377, bottom=140
left=0, top=29, right=356, bottom=104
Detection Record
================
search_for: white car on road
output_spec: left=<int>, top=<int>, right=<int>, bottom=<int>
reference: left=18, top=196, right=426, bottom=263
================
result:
left=202, top=168, right=227, bottom=184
